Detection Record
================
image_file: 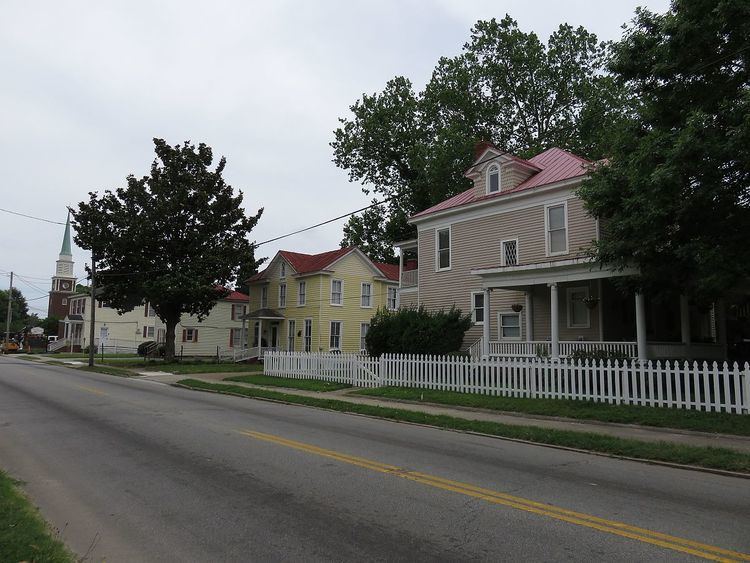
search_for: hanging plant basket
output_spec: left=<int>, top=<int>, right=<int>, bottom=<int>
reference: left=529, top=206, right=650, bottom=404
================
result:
left=511, top=303, right=524, bottom=313
left=583, top=297, right=600, bottom=310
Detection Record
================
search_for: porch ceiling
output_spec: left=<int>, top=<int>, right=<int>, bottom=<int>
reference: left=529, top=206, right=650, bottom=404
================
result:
left=471, top=257, right=638, bottom=289
left=241, top=308, right=285, bottom=321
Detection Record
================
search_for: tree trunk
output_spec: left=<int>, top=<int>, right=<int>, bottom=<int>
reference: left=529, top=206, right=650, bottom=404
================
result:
left=164, top=317, right=178, bottom=363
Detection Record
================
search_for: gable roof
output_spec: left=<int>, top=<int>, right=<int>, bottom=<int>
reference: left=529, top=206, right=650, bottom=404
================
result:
left=278, top=247, right=355, bottom=275
left=373, top=262, right=399, bottom=281
left=412, top=147, right=591, bottom=220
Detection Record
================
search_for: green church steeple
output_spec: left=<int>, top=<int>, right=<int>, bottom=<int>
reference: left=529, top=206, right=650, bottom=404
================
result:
left=59, top=211, right=72, bottom=257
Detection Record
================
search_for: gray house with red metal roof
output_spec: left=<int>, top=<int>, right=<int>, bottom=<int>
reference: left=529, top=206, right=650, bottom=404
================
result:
left=395, top=144, right=728, bottom=361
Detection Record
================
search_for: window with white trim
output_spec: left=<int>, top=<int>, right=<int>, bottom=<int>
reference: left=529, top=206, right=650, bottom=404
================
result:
left=146, top=302, right=156, bottom=317
left=298, top=281, right=306, bottom=305
left=487, top=164, right=500, bottom=193
left=501, top=239, right=518, bottom=266
left=231, top=327, right=246, bottom=348
left=436, top=227, right=450, bottom=270
left=360, top=282, right=372, bottom=307
left=329, top=321, right=342, bottom=350
left=387, top=287, right=397, bottom=310
left=471, top=292, right=484, bottom=324
left=304, top=319, right=312, bottom=352
left=280, top=262, right=286, bottom=279
left=287, top=319, right=296, bottom=351
left=331, top=279, right=342, bottom=305
left=546, top=203, right=568, bottom=255
left=279, top=283, right=286, bottom=308
left=231, top=304, right=246, bottom=321
left=499, top=313, right=521, bottom=339
left=260, top=286, right=268, bottom=308
left=183, top=328, right=198, bottom=342
left=143, top=326, right=155, bottom=338
left=360, top=323, right=370, bottom=352
left=567, top=286, right=590, bottom=328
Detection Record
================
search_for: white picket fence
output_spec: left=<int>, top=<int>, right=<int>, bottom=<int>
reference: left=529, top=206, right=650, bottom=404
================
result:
left=263, top=351, right=750, bottom=414
left=264, top=352, right=381, bottom=388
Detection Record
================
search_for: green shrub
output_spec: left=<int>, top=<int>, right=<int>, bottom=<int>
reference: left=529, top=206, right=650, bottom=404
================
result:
left=568, top=348, right=631, bottom=363
left=365, top=306, right=471, bottom=357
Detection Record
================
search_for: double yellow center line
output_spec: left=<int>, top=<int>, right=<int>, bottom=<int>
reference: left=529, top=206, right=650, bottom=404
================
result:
left=239, top=429, right=749, bottom=562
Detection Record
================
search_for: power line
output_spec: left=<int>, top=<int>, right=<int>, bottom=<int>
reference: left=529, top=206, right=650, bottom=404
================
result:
left=0, top=207, right=66, bottom=225
left=255, top=196, right=396, bottom=247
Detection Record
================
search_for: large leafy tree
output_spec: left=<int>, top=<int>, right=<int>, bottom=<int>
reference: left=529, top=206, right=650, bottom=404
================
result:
left=334, top=16, right=625, bottom=260
left=0, top=288, right=29, bottom=332
left=73, top=139, right=263, bottom=361
left=578, top=0, right=750, bottom=302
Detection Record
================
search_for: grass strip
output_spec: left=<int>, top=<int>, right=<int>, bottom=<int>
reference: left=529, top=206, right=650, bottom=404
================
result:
left=78, top=365, right=135, bottom=378
left=355, top=387, right=750, bottom=437
left=224, top=374, right=351, bottom=392
left=98, top=361, right=265, bottom=374
left=0, top=469, right=74, bottom=563
left=176, top=379, right=750, bottom=474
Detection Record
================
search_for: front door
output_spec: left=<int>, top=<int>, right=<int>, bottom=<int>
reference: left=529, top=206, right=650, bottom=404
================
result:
left=271, top=325, right=278, bottom=349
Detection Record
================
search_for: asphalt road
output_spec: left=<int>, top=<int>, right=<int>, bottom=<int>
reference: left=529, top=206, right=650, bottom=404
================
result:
left=1, top=357, right=749, bottom=562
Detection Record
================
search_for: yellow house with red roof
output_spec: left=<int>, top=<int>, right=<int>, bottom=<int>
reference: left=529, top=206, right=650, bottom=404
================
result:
left=246, top=247, right=399, bottom=354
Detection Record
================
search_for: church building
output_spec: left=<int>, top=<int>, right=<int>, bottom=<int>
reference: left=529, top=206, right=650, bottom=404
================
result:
left=47, top=212, right=76, bottom=336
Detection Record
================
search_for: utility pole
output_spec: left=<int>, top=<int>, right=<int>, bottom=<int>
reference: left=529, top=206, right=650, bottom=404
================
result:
left=88, top=255, right=96, bottom=367
left=4, top=271, right=13, bottom=352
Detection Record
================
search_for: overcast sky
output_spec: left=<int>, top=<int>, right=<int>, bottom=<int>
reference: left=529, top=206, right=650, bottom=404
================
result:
left=0, top=0, right=669, bottom=316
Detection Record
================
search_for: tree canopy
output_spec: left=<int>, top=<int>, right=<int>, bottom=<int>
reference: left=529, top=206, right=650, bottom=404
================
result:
left=578, top=0, right=750, bottom=302
left=334, top=15, right=626, bottom=262
left=73, top=138, right=263, bottom=361
left=0, top=288, right=30, bottom=333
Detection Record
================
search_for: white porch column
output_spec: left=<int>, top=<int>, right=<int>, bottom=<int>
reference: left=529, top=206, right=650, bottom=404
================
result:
left=524, top=291, right=533, bottom=342
left=482, top=288, right=491, bottom=357
left=635, top=292, right=648, bottom=361
left=549, top=283, right=559, bottom=359
left=398, top=247, right=404, bottom=289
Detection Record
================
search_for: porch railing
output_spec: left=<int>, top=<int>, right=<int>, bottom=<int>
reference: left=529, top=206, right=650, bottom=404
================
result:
left=400, top=269, right=418, bottom=288
left=489, top=340, right=638, bottom=358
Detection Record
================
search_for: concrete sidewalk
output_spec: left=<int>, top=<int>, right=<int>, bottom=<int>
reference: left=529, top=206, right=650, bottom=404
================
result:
left=157, top=371, right=750, bottom=454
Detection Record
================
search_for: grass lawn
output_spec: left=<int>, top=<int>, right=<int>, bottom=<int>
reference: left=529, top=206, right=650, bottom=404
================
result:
left=92, top=360, right=265, bottom=374
left=224, top=374, right=351, bottom=392
left=0, top=469, right=74, bottom=563
left=174, top=379, right=750, bottom=474
left=355, top=387, right=750, bottom=436
left=47, top=353, right=139, bottom=359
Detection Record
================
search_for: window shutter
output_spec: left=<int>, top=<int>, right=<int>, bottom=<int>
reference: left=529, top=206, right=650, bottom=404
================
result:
left=229, top=328, right=234, bottom=348
left=193, top=330, right=198, bottom=343
left=142, top=326, right=147, bottom=338
left=182, top=329, right=186, bottom=342
left=144, top=303, right=149, bottom=317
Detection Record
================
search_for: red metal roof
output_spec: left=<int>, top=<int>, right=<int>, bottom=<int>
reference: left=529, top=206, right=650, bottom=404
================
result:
left=373, top=262, right=399, bottom=281
left=214, top=286, right=249, bottom=301
left=412, top=147, right=590, bottom=220
left=279, top=247, right=355, bottom=274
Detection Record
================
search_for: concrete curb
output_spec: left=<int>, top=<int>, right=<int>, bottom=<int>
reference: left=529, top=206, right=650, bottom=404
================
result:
left=172, top=382, right=750, bottom=481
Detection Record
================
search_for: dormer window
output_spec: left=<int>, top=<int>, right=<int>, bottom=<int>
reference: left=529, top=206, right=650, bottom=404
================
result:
left=487, top=164, right=500, bottom=193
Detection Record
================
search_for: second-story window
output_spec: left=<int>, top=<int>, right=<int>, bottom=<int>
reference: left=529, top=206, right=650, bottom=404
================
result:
left=231, top=304, right=246, bottom=321
left=487, top=164, right=500, bottom=193
left=298, top=281, right=306, bottom=305
left=360, top=282, right=372, bottom=307
left=280, top=262, right=286, bottom=279
left=387, top=287, right=397, bottom=310
left=437, top=227, right=451, bottom=270
left=260, top=286, right=268, bottom=308
left=546, top=203, right=568, bottom=255
left=502, top=239, right=518, bottom=266
left=331, top=279, right=342, bottom=305
left=279, top=283, right=287, bottom=308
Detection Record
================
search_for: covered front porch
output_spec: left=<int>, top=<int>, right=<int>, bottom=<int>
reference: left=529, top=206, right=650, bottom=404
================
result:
left=241, top=308, right=285, bottom=359
left=471, top=258, right=727, bottom=361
